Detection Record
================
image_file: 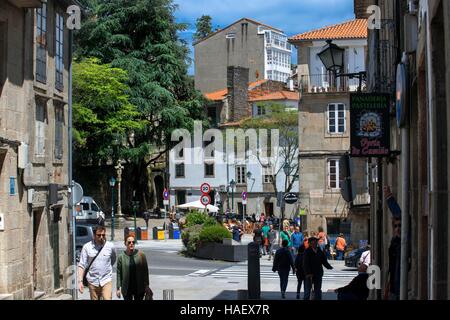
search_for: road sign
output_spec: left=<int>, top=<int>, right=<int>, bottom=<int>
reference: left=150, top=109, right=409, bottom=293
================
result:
left=200, top=194, right=211, bottom=206
left=284, top=193, right=298, bottom=204
left=71, top=182, right=84, bottom=205
left=163, top=188, right=169, bottom=200
left=200, top=183, right=211, bottom=194
left=242, top=191, right=247, bottom=201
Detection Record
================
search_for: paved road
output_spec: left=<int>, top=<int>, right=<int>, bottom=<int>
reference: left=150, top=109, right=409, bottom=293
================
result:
left=78, top=238, right=356, bottom=300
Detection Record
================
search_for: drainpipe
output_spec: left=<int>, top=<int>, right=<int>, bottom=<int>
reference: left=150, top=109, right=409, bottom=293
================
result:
left=400, top=52, right=410, bottom=300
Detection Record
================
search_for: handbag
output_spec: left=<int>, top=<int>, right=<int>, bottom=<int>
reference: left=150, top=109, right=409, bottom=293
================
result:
left=82, top=245, right=104, bottom=287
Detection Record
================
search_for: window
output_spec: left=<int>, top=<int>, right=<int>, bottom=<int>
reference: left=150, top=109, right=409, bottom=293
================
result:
left=35, top=101, right=46, bottom=156
left=226, top=33, right=236, bottom=39
left=35, top=3, right=47, bottom=83
left=236, top=165, right=246, bottom=184
left=81, top=203, right=89, bottom=211
left=91, top=203, right=99, bottom=212
left=328, top=103, right=346, bottom=134
left=204, top=163, right=214, bottom=177
left=55, top=13, right=64, bottom=91
left=257, top=105, right=266, bottom=116
left=263, top=166, right=274, bottom=183
left=76, top=227, right=88, bottom=237
left=175, top=163, right=185, bottom=178
left=267, top=49, right=272, bottom=65
left=54, top=106, right=64, bottom=160
left=328, top=159, right=342, bottom=189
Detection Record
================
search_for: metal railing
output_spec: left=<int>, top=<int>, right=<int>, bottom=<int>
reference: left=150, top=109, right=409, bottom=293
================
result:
left=300, top=73, right=364, bottom=93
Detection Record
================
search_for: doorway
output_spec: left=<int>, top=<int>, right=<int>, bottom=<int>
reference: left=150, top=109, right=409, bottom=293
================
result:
left=33, top=209, right=43, bottom=290
left=264, top=202, right=273, bottom=217
left=154, top=175, right=164, bottom=209
left=51, top=208, right=61, bottom=289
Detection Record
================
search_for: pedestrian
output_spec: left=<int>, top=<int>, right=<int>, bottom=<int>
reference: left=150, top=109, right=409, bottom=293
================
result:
left=385, top=185, right=402, bottom=300
left=280, top=225, right=292, bottom=249
left=272, top=239, right=295, bottom=299
left=303, top=236, right=333, bottom=300
left=360, top=245, right=371, bottom=267
left=290, top=226, right=304, bottom=257
left=253, top=223, right=264, bottom=257
left=267, top=224, right=277, bottom=261
left=232, top=222, right=243, bottom=242
left=317, top=226, right=328, bottom=251
left=335, top=263, right=369, bottom=300
left=116, top=234, right=152, bottom=300
left=261, top=222, right=270, bottom=255
left=302, top=231, right=309, bottom=250
left=335, top=233, right=347, bottom=260
left=294, top=245, right=306, bottom=299
left=78, top=226, right=116, bottom=300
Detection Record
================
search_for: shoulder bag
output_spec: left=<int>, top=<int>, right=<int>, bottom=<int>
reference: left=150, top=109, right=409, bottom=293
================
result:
left=82, top=245, right=105, bottom=287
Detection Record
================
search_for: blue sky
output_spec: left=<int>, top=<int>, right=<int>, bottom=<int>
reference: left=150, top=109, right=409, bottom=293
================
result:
left=173, top=0, right=355, bottom=75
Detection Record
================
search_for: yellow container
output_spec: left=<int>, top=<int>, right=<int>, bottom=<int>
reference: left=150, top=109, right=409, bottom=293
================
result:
left=157, top=230, right=165, bottom=240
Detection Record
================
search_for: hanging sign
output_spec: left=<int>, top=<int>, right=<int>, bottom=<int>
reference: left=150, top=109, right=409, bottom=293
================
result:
left=350, top=93, right=391, bottom=157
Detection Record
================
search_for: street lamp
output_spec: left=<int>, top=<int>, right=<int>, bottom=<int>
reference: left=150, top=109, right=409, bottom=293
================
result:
left=317, top=39, right=366, bottom=92
left=229, top=179, right=236, bottom=214
left=279, top=162, right=291, bottom=241
left=132, top=191, right=139, bottom=244
left=109, top=177, right=116, bottom=241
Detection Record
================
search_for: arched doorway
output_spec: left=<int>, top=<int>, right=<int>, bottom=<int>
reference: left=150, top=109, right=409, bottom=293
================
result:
left=154, top=175, right=164, bottom=209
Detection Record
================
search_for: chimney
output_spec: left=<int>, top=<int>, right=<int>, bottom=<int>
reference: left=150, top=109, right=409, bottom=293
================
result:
left=227, top=66, right=249, bottom=122
left=354, top=0, right=375, bottom=19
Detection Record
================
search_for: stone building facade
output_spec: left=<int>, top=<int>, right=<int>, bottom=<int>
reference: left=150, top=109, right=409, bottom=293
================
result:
left=194, top=18, right=292, bottom=93
left=0, top=0, right=75, bottom=299
left=366, top=0, right=450, bottom=300
left=289, top=19, right=370, bottom=245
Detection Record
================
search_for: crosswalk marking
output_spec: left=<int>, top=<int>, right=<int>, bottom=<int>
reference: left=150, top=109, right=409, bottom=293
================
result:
left=205, top=266, right=358, bottom=281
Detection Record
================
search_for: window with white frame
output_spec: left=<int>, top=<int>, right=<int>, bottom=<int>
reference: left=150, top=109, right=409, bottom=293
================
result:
left=0, top=21, right=6, bottom=88
left=327, top=159, right=342, bottom=189
left=236, top=165, right=246, bottom=184
left=175, top=163, right=185, bottom=178
left=263, top=166, right=274, bottom=184
left=55, top=13, right=64, bottom=91
left=267, top=49, right=272, bottom=65
left=256, top=104, right=266, bottom=116
left=35, top=101, right=46, bottom=157
left=36, top=3, right=47, bottom=83
left=327, top=103, right=346, bottom=134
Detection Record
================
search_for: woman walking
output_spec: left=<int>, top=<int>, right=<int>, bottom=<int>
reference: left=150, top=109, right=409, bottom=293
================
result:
left=294, top=245, right=306, bottom=299
left=116, top=234, right=152, bottom=300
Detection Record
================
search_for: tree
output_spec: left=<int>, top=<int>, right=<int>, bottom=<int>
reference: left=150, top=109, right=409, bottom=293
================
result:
left=193, top=15, right=213, bottom=42
left=74, top=0, right=207, bottom=209
left=72, top=58, right=143, bottom=165
left=241, top=103, right=299, bottom=220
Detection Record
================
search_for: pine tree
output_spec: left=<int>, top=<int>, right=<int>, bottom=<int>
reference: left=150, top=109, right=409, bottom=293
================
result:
left=193, top=15, right=213, bottom=42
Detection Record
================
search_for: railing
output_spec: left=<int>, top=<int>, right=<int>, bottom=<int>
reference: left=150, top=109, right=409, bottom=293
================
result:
left=300, top=73, right=364, bottom=93
left=266, top=39, right=292, bottom=51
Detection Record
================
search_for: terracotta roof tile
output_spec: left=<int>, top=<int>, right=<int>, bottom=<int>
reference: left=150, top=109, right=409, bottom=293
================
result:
left=204, top=80, right=269, bottom=101
left=289, top=19, right=368, bottom=41
left=248, top=91, right=299, bottom=102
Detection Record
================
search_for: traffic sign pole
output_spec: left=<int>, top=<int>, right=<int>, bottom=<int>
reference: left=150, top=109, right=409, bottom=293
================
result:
left=242, top=192, right=248, bottom=227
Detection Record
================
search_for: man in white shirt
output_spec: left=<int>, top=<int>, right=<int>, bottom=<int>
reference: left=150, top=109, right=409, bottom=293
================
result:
left=78, top=225, right=116, bottom=300
left=359, top=247, right=371, bottom=267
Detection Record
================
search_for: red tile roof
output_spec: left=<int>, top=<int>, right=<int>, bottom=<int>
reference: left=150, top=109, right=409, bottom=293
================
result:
left=248, top=90, right=299, bottom=102
left=204, top=80, right=269, bottom=101
left=289, top=19, right=368, bottom=41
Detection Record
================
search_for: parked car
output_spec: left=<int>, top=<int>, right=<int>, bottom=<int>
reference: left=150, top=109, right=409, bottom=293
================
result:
left=75, top=196, right=105, bottom=225
left=75, top=223, right=98, bottom=262
left=345, top=247, right=370, bottom=268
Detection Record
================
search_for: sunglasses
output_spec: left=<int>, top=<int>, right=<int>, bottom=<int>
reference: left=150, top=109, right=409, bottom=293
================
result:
left=96, top=234, right=106, bottom=238
left=127, top=241, right=135, bottom=245
left=394, top=224, right=401, bottom=228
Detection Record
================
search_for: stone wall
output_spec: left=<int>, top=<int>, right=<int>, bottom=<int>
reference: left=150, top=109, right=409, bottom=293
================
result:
left=227, top=66, right=249, bottom=122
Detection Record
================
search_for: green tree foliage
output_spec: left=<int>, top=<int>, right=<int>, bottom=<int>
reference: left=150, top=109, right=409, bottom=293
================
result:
left=193, top=15, right=213, bottom=42
left=73, top=58, right=143, bottom=165
left=241, top=103, right=299, bottom=195
left=74, top=0, right=207, bottom=209
left=199, top=225, right=232, bottom=243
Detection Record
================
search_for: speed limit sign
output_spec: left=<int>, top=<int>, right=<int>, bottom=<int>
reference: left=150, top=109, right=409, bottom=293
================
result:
left=200, top=194, right=211, bottom=206
left=200, top=183, right=211, bottom=194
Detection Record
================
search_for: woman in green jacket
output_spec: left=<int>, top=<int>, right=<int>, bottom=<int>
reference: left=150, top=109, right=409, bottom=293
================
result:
left=116, top=234, right=152, bottom=300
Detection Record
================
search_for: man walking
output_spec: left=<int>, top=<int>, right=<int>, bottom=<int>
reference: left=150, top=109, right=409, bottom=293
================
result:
left=272, top=239, right=295, bottom=299
left=335, top=233, right=347, bottom=260
left=78, top=226, right=117, bottom=300
left=267, top=224, right=277, bottom=261
left=291, top=226, right=304, bottom=256
left=303, top=236, right=333, bottom=300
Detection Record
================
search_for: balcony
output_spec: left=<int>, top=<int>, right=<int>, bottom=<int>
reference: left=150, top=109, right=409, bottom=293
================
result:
left=266, top=39, right=292, bottom=52
left=8, top=0, right=42, bottom=8
left=300, top=73, right=365, bottom=94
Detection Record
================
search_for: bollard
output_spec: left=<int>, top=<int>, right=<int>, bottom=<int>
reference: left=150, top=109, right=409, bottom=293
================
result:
left=163, top=289, right=174, bottom=300
left=247, top=242, right=261, bottom=299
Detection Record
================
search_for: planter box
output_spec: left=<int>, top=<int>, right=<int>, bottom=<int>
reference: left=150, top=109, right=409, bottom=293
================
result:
left=195, top=242, right=248, bottom=262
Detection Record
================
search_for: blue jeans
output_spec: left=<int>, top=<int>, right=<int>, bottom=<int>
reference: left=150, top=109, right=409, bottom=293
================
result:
left=304, top=276, right=322, bottom=300
left=336, top=250, right=344, bottom=260
left=278, top=270, right=290, bottom=294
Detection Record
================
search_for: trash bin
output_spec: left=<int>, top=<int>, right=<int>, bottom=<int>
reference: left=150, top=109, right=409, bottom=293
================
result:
left=139, top=227, right=148, bottom=240
left=135, top=227, right=142, bottom=240
left=169, top=223, right=180, bottom=239
left=153, top=226, right=164, bottom=240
